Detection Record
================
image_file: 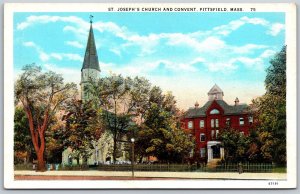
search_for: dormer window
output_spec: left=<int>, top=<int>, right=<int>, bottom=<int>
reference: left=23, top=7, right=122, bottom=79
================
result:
left=210, top=109, right=220, bottom=114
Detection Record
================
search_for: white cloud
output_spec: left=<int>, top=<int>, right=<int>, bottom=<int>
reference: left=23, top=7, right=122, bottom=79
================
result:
left=212, top=16, right=269, bottom=37
left=232, top=44, right=267, bottom=54
left=234, top=57, right=262, bottom=69
left=230, top=49, right=276, bottom=71
left=212, top=16, right=284, bottom=38
left=162, top=60, right=199, bottom=72
left=63, top=25, right=88, bottom=38
left=23, top=41, right=36, bottom=47
left=62, top=53, right=83, bottom=61
left=50, top=53, right=63, bottom=60
left=213, top=20, right=245, bottom=36
left=260, top=49, right=276, bottom=58
left=65, top=41, right=84, bottom=49
left=49, top=53, right=83, bottom=61
left=109, top=48, right=121, bottom=56
left=39, top=52, right=50, bottom=62
left=165, top=34, right=225, bottom=52
left=23, top=41, right=50, bottom=61
left=204, top=61, right=238, bottom=72
left=93, top=21, right=129, bottom=40
left=267, top=23, right=285, bottom=36
left=240, top=16, right=269, bottom=26
left=199, top=36, right=225, bottom=51
left=43, top=64, right=81, bottom=85
left=109, top=58, right=202, bottom=78
left=22, top=41, right=83, bottom=62
left=17, top=15, right=88, bottom=31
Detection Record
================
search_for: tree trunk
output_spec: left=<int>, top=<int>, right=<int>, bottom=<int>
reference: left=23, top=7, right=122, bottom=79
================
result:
left=36, top=150, right=46, bottom=172
left=25, top=108, right=47, bottom=172
left=113, top=100, right=117, bottom=163
left=113, top=133, right=117, bottom=163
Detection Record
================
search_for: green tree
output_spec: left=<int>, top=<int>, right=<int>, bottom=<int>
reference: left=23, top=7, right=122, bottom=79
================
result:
left=246, top=129, right=264, bottom=163
left=15, top=64, right=77, bottom=171
left=219, top=128, right=250, bottom=163
left=45, top=119, right=65, bottom=164
left=252, top=46, right=286, bottom=165
left=136, top=88, right=194, bottom=163
left=61, top=99, right=102, bottom=165
left=90, top=75, right=152, bottom=163
left=14, top=107, right=33, bottom=164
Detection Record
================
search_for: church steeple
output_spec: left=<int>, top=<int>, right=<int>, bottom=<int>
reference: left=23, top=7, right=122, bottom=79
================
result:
left=81, top=16, right=100, bottom=72
left=80, top=15, right=100, bottom=101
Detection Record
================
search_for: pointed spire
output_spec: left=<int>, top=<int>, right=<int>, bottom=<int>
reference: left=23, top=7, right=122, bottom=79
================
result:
left=82, top=17, right=100, bottom=71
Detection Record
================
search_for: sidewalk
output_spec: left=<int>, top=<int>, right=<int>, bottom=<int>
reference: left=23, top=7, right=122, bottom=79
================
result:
left=14, top=170, right=287, bottom=180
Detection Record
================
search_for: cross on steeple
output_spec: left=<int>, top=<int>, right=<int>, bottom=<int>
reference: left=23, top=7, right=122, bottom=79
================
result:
left=89, top=15, right=94, bottom=23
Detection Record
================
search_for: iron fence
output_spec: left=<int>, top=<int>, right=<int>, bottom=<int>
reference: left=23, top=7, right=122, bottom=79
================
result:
left=97, top=164, right=198, bottom=172
left=211, top=163, right=274, bottom=173
left=14, top=162, right=274, bottom=173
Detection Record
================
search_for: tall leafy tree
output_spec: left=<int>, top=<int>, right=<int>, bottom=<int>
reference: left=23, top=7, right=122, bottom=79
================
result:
left=219, top=128, right=250, bottom=163
left=15, top=64, right=77, bottom=171
left=61, top=99, right=102, bottom=165
left=45, top=119, right=65, bottom=164
left=90, top=75, right=152, bottom=163
left=14, top=107, right=33, bottom=164
left=136, top=88, right=194, bottom=163
left=252, top=46, right=286, bottom=164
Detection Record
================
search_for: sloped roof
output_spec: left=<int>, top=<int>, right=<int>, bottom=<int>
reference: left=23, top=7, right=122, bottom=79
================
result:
left=184, top=100, right=248, bottom=118
left=208, top=84, right=223, bottom=95
left=81, top=23, right=100, bottom=71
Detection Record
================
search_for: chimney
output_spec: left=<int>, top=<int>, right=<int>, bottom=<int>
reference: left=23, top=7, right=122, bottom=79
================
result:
left=195, top=101, right=199, bottom=108
left=234, top=97, right=239, bottom=106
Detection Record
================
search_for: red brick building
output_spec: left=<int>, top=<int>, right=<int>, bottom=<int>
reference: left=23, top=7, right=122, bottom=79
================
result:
left=182, top=84, right=253, bottom=163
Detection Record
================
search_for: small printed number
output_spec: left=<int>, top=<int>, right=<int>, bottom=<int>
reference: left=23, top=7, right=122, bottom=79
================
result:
left=268, top=182, right=278, bottom=185
left=250, top=8, right=256, bottom=11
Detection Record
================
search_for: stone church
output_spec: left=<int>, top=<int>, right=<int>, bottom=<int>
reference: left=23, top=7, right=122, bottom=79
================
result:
left=62, top=18, right=127, bottom=165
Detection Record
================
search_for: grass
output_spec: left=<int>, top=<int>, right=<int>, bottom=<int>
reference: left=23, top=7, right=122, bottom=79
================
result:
left=272, top=167, right=287, bottom=173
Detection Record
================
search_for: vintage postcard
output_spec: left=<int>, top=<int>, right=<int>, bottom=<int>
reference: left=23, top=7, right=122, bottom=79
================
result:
left=4, top=3, right=297, bottom=189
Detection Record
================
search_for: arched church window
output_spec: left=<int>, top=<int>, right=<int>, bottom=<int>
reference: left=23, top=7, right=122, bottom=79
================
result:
left=210, top=109, right=220, bottom=114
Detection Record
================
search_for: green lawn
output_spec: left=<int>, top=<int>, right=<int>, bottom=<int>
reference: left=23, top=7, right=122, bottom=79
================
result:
left=272, top=167, right=287, bottom=173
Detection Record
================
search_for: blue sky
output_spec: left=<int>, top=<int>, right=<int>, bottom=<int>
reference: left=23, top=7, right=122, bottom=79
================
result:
left=13, top=12, right=285, bottom=109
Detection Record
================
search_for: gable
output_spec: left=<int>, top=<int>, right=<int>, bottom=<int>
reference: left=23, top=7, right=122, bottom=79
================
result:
left=206, top=100, right=224, bottom=115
